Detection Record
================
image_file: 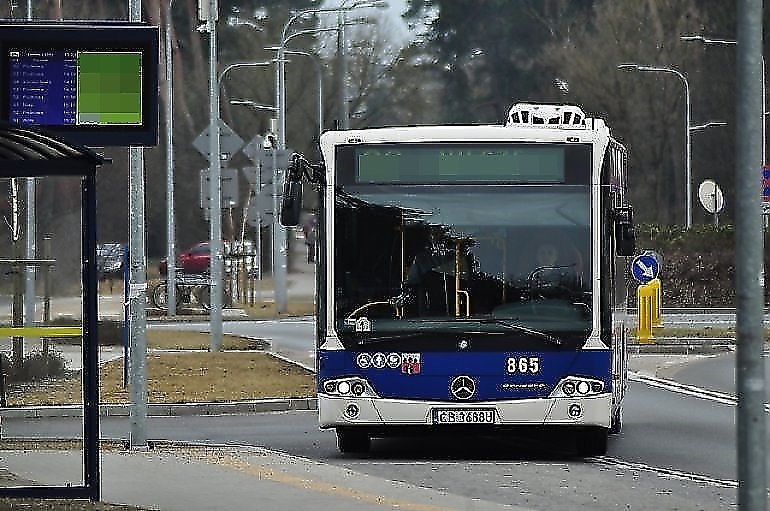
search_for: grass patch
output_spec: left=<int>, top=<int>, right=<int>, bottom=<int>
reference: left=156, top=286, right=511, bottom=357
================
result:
left=145, top=331, right=268, bottom=351
left=9, top=352, right=315, bottom=406
left=241, top=301, right=315, bottom=318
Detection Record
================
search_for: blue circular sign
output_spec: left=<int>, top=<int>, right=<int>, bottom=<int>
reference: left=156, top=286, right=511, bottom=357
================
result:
left=631, top=253, right=660, bottom=284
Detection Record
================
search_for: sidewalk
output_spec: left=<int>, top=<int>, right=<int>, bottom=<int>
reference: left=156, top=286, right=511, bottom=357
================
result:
left=1, top=442, right=535, bottom=511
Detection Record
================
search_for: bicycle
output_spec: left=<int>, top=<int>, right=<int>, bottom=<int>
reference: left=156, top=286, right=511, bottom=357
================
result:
left=150, top=272, right=232, bottom=311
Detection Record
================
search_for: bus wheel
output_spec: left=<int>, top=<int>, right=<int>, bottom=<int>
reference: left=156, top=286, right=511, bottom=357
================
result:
left=610, top=407, right=623, bottom=435
left=336, top=427, right=371, bottom=454
left=576, top=427, right=608, bottom=457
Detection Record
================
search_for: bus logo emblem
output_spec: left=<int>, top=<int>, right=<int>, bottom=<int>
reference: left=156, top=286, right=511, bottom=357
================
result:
left=372, top=352, right=387, bottom=369
left=450, top=375, right=476, bottom=400
left=356, top=353, right=372, bottom=369
left=387, top=353, right=401, bottom=369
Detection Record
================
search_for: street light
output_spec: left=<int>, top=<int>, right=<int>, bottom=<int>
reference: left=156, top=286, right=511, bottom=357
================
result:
left=690, top=121, right=728, bottom=132
left=164, top=0, right=178, bottom=315
left=681, top=34, right=767, bottom=165
left=268, top=1, right=384, bottom=314
left=618, top=63, right=693, bottom=229
left=230, top=99, right=277, bottom=112
left=264, top=47, right=323, bottom=138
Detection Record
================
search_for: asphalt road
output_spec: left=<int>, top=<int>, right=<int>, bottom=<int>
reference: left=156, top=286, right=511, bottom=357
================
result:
left=670, top=350, right=770, bottom=400
left=5, top=316, right=769, bottom=510
left=3, top=379, right=751, bottom=511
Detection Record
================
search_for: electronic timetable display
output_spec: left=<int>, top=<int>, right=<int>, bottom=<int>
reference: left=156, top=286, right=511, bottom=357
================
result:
left=0, top=22, right=158, bottom=147
left=9, top=49, right=143, bottom=127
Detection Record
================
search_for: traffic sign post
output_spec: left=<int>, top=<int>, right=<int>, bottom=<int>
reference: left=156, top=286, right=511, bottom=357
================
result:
left=631, top=252, right=660, bottom=284
left=200, top=167, right=239, bottom=209
left=246, top=183, right=276, bottom=227
left=632, top=251, right=662, bottom=342
left=193, top=119, right=244, bottom=162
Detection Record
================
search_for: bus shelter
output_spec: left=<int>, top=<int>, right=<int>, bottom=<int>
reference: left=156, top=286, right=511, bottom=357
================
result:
left=0, top=122, right=105, bottom=500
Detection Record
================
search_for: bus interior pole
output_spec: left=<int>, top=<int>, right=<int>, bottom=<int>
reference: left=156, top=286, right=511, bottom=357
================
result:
left=734, top=1, right=767, bottom=509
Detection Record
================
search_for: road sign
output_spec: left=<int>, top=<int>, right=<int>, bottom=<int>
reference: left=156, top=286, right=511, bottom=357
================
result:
left=246, top=184, right=275, bottom=228
left=241, top=134, right=266, bottom=164
left=240, top=166, right=272, bottom=187
left=200, top=167, right=239, bottom=209
left=698, top=179, right=724, bottom=214
left=631, top=252, right=660, bottom=284
left=242, top=134, right=293, bottom=169
left=193, top=119, right=244, bottom=162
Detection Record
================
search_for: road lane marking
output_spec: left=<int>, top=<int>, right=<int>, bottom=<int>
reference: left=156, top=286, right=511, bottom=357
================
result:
left=630, top=371, right=770, bottom=413
left=172, top=444, right=524, bottom=511
left=594, top=456, right=738, bottom=489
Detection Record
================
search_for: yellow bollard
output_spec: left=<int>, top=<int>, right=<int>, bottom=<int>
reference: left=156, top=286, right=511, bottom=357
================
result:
left=648, top=278, right=662, bottom=328
left=636, top=283, right=655, bottom=344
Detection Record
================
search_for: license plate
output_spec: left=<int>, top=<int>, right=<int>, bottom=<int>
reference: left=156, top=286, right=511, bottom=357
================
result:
left=431, top=408, right=496, bottom=425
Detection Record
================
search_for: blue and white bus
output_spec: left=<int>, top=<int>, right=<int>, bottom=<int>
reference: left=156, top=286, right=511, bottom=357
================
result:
left=283, top=103, right=635, bottom=456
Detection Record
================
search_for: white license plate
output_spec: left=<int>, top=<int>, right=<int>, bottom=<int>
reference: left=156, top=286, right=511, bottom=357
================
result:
left=431, top=408, right=496, bottom=425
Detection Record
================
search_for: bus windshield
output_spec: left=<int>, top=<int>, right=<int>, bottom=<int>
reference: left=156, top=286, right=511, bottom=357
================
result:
left=333, top=183, right=592, bottom=350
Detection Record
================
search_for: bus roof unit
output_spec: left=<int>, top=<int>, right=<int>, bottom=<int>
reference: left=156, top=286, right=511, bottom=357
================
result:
left=506, top=103, right=587, bottom=129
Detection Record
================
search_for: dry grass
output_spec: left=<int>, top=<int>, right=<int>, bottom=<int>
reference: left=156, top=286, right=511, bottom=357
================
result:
left=6, top=331, right=315, bottom=407
left=145, top=330, right=268, bottom=350
left=240, top=301, right=315, bottom=318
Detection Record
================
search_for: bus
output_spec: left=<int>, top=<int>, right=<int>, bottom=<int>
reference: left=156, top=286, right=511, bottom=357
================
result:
left=282, top=103, right=635, bottom=456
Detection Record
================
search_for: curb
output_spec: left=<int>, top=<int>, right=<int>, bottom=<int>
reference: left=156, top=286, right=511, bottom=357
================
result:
left=629, top=338, right=736, bottom=355
left=0, top=397, right=317, bottom=419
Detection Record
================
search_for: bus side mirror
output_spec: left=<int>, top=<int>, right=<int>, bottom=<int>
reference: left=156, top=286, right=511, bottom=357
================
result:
left=614, top=206, right=635, bottom=256
left=280, top=180, right=302, bottom=227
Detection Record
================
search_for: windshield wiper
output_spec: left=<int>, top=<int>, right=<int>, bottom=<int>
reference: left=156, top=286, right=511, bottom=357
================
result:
left=354, top=332, right=426, bottom=345
left=478, top=318, right=563, bottom=346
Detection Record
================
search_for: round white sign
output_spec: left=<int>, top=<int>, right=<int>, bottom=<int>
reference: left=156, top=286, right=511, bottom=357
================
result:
left=698, top=179, right=724, bottom=214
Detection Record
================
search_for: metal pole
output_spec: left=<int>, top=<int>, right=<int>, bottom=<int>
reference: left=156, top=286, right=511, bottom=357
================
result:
left=735, top=1, right=767, bottom=509
left=684, top=75, right=692, bottom=230
left=617, top=65, right=692, bottom=228
left=208, top=0, right=223, bottom=351
left=23, top=0, right=34, bottom=327
left=274, top=45, right=288, bottom=313
left=337, top=11, right=347, bottom=128
left=165, top=0, right=177, bottom=316
left=128, top=0, right=148, bottom=449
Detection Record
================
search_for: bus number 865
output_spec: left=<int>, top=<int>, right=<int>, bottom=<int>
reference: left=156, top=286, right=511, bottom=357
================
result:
left=506, top=357, right=540, bottom=374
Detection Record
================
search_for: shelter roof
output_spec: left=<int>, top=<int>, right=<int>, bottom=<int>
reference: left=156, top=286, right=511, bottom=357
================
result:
left=0, top=123, right=104, bottom=175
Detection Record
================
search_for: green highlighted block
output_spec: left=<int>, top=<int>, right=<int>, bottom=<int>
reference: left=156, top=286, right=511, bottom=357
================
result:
left=77, top=51, right=142, bottom=125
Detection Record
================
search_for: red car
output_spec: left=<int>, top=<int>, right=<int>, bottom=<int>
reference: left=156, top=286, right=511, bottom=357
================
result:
left=159, top=242, right=210, bottom=275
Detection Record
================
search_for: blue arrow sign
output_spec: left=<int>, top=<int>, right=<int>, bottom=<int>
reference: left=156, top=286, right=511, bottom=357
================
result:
left=631, top=253, right=660, bottom=284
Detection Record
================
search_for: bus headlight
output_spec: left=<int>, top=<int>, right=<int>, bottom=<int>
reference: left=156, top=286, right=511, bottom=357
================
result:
left=321, top=377, right=378, bottom=398
left=550, top=377, right=605, bottom=398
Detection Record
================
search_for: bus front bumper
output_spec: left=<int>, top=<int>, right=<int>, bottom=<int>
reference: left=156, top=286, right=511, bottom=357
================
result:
left=318, top=393, right=612, bottom=430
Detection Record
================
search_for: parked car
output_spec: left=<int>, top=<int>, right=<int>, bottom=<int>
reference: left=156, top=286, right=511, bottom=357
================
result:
left=159, top=242, right=210, bottom=275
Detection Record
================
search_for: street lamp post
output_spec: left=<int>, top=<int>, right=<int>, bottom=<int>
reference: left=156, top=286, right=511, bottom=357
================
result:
left=164, top=0, right=177, bottom=316
left=264, top=47, right=323, bottom=138
left=270, top=1, right=384, bottom=314
left=681, top=34, right=766, bottom=165
left=618, top=63, right=693, bottom=229
left=230, top=98, right=277, bottom=305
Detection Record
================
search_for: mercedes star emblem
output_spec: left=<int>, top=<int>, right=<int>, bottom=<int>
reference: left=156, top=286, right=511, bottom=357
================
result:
left=450, top=375, right=476, bottom=400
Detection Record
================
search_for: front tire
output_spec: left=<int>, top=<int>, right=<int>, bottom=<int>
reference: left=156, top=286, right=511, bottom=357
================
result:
left=336, top=427, right=371, bottom=454
left=610, top=406, right=623, bottom=435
